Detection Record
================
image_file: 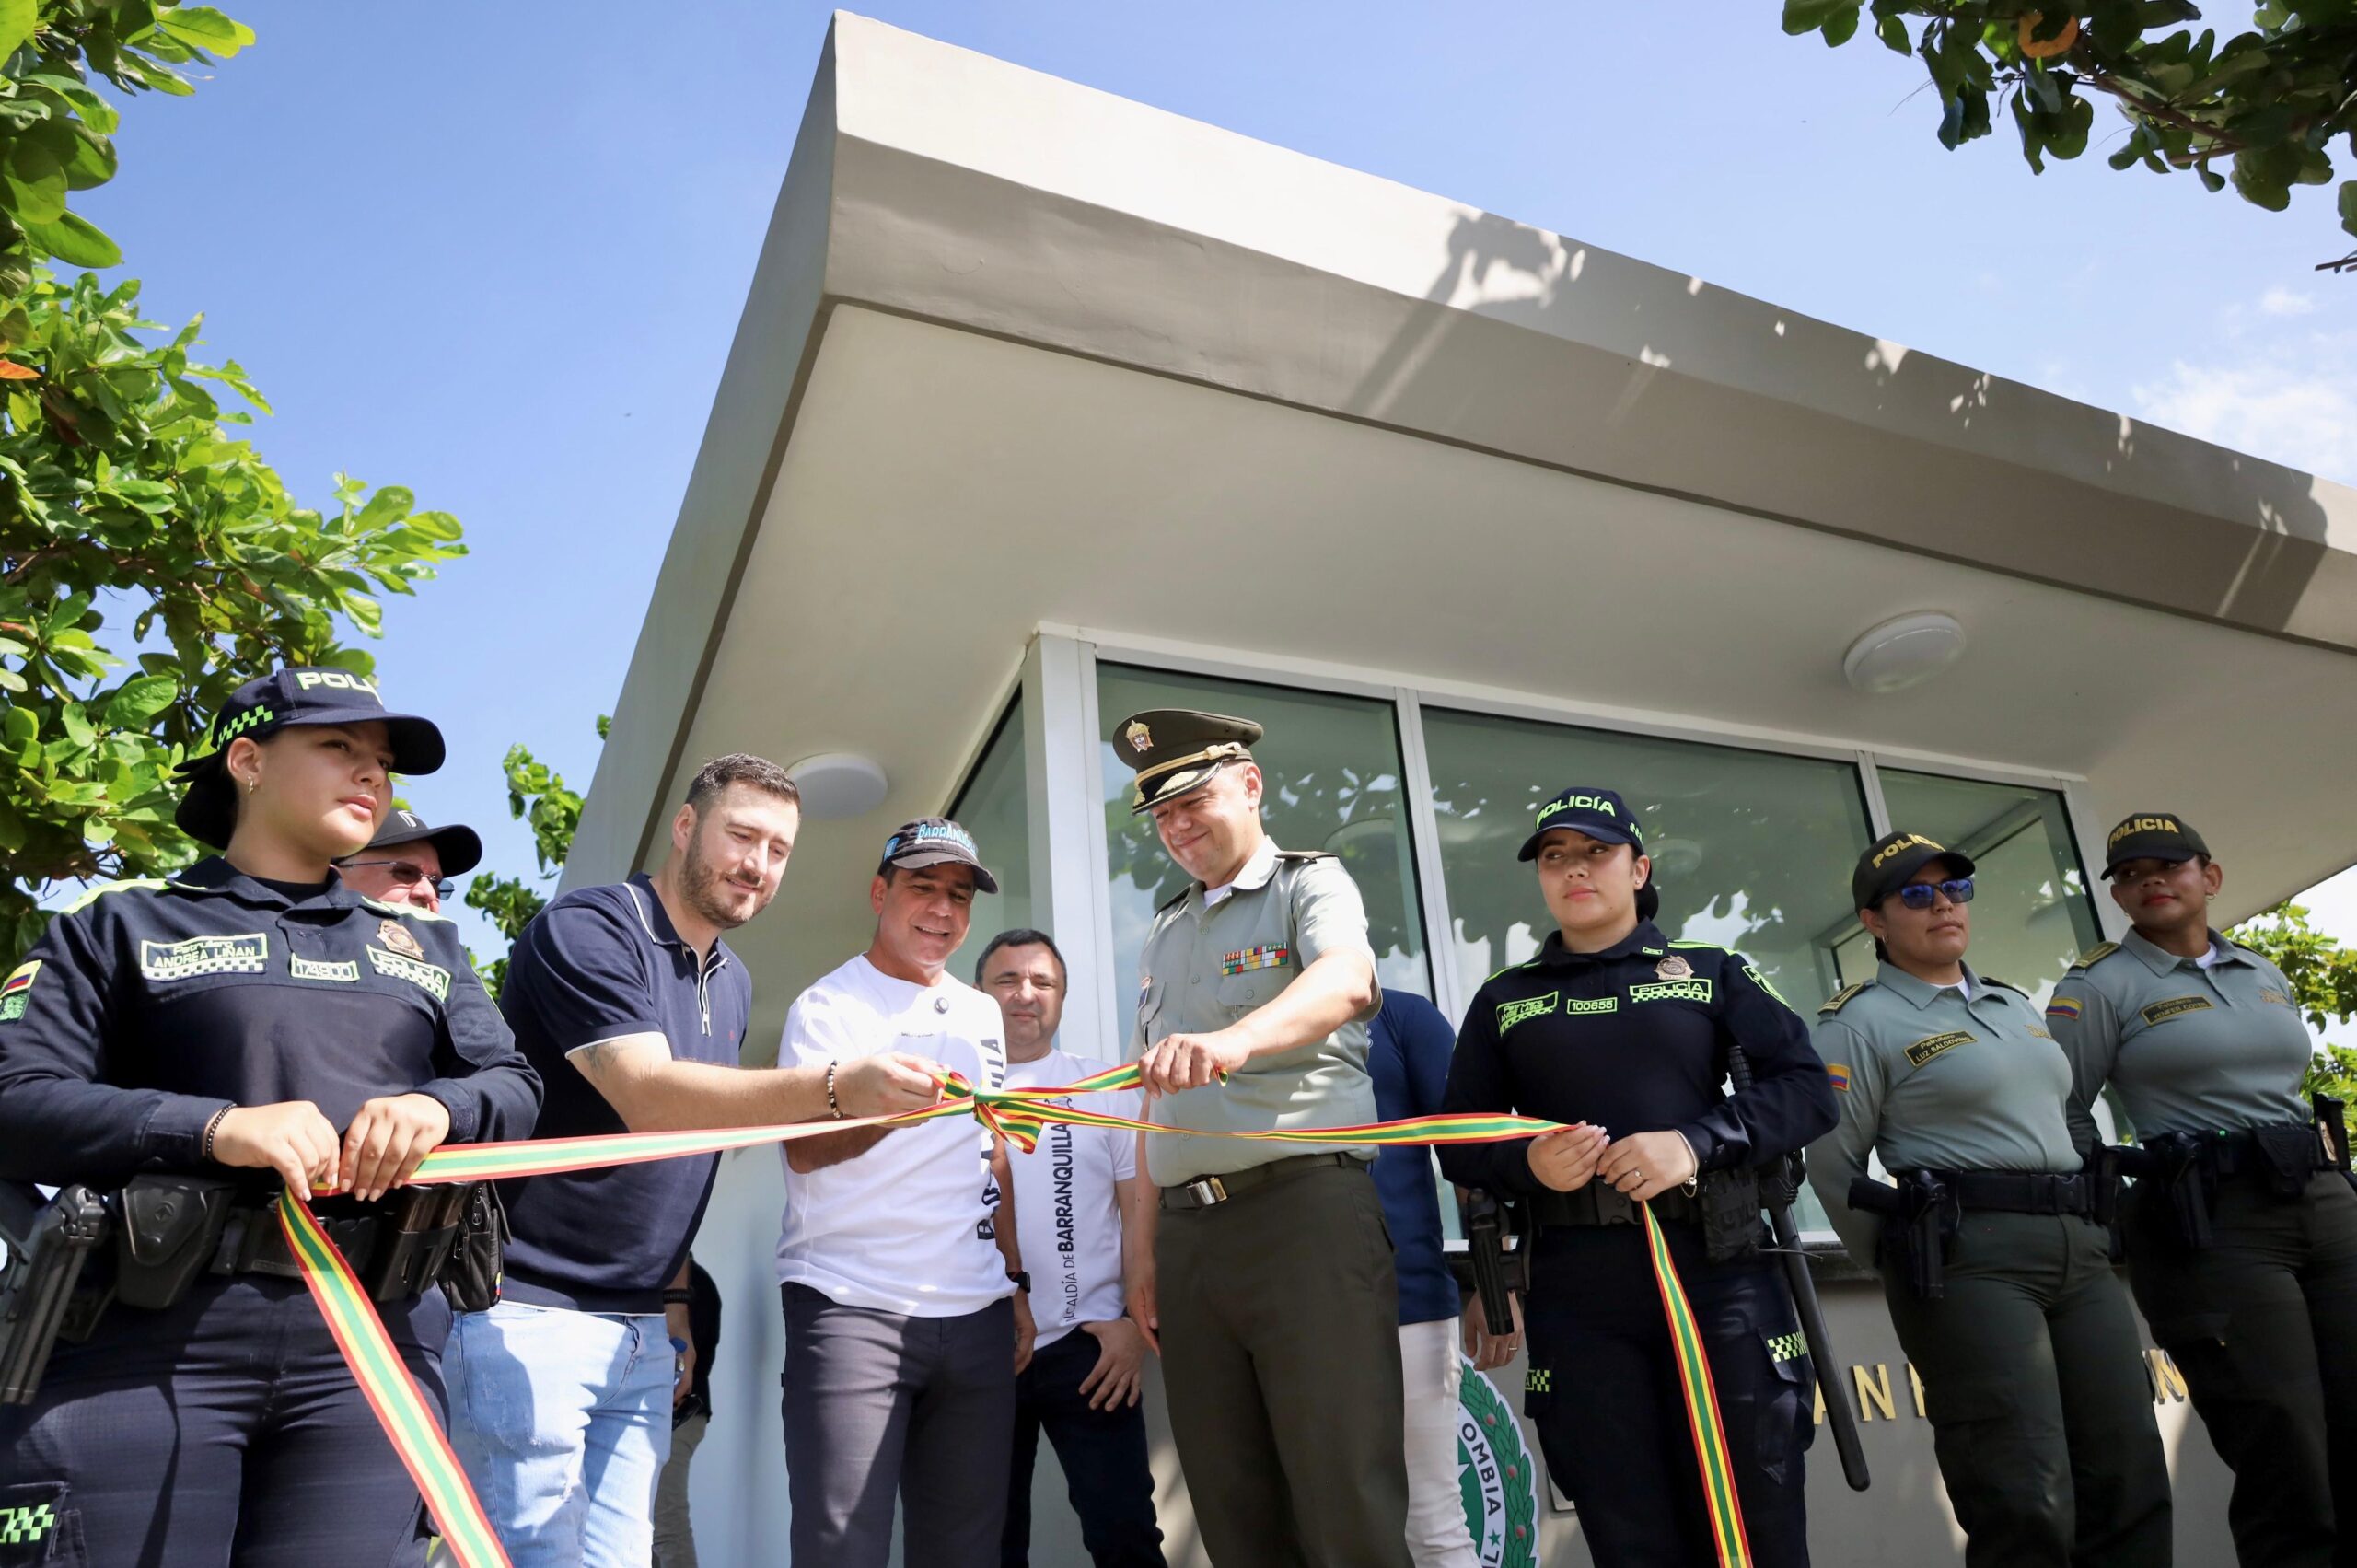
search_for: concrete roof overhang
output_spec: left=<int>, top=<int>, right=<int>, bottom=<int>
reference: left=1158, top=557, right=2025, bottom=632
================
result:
left=570, top=13, right=2357, bottom=1048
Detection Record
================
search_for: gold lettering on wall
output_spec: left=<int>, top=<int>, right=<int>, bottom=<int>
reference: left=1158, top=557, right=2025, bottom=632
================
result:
left=1809, top=1353, right=2189, bottom=1425
left=2148, top=1349, right=2189, bottom=1403
left=1854, top=1364, right=1896, bottom=1422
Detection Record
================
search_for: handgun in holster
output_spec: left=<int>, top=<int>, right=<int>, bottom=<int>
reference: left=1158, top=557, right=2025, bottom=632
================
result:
left=0, top=1183, right=110, bottom=1405
left=1850, top=1170, right=1955, bottom=1299
left=2119, top=1133, right=2216, bottom=1249
left=1449, top=1190, right=1527, bottom=1337
left=1699, top=1165, right=1767, bottom=1264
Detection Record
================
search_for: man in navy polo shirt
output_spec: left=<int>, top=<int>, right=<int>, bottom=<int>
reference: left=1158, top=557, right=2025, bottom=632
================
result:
left=446, top=754, right=942, bottom=1568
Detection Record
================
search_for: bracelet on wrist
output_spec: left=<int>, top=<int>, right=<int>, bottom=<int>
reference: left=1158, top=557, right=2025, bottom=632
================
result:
left=825, top=1061, right=844, bottom=1120
left=202, top=1104, right=236, bottom=1164
left=662, top=1288, right=694, bottom=1306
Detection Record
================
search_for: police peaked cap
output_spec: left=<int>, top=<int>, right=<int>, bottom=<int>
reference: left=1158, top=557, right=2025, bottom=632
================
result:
left=173, top=667, right=447, bottom=849
left=1112, top=709, right=1263, bottom=814
left=353, top=808, right=483, bottom=878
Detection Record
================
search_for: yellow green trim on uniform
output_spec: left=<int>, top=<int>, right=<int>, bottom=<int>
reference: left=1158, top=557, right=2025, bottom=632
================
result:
left=54, top=877, right=170, bottom=915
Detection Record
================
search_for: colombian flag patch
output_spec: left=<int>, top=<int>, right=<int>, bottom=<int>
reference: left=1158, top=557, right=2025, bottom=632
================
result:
left=2045, top=998, right=2083, bottom=1021
left=1, top=960, right=37, bottom=998
left=1825, top=1063, right=1851, bottom=1092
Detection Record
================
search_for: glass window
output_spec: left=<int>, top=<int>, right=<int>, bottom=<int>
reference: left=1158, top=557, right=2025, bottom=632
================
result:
left=1095, top=665, right=1429, bottom=1009
left=946, top=699, right=1033, bottom=983
left=1868, top=772, right=2097, bottom=1006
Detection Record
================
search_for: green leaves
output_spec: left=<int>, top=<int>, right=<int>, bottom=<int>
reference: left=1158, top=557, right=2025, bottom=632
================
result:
left=464, top=718, right=605, bottom=1001
left=1785, top=2, right=2357, bottom=263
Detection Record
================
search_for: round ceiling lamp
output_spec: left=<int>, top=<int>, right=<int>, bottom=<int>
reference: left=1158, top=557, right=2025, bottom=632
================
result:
left=784, top=753, right=890, bottom=820
left=1842, top=611, right=1967, bottom=695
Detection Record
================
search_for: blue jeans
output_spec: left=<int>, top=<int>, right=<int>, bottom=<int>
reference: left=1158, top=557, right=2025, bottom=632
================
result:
left=446, top=1299, right=675, bottom=1568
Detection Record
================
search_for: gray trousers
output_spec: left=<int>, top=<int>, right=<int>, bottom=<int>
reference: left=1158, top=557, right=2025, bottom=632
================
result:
left=1155, top=1157, right=1412, bottom=1568
left=653, top=1409, right=707, bottom=1568
left=780, top=1283, right=1016, bottom=1568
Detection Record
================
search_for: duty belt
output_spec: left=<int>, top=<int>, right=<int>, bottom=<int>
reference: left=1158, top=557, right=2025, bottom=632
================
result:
left=1527, top=1183, right=1702, bottom=1229
left=1159, top=1150, right=1362, bottom=1211
left=1922, top=1169, right=2096, bottom=1217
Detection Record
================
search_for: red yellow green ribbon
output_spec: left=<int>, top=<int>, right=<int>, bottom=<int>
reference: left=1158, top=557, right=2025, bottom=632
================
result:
left=296, top=1063, right=1749, bottom=1568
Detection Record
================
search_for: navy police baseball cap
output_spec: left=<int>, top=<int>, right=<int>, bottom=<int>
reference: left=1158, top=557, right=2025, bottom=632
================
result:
left=350, top=808, right=483, bottom=877
left=1516, top=785, right=1644, bottom=863
left=173, top=667, right=445, bottom=848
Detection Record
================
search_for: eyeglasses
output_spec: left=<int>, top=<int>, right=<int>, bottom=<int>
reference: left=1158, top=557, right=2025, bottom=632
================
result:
left=1894, top=878, right=1975, bottom=911
left=342, top=859, right=453, bottom=900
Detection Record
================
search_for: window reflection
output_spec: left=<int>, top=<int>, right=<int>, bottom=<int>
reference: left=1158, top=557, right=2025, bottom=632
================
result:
left=946, top=699, right=1033, bottom=981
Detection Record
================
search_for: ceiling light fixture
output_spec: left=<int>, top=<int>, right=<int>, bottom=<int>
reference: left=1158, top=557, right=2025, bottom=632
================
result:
left=1842, top=611, right=1967, bottom=695
left=784, top=753, right=890, bottom=820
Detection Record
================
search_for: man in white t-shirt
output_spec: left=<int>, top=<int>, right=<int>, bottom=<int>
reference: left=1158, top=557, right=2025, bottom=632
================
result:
left=978, top=930, right=1168, bottom=1568
left=775, top=819, right=1037, bottom=1568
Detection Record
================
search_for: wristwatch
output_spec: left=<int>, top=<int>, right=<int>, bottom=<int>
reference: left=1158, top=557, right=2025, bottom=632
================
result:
left=1006, top=1271, right=1031, bottom=1294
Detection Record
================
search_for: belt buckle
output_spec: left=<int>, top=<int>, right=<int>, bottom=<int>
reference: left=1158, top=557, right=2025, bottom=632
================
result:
left=1186, top=1176, right=1228, bottom=1207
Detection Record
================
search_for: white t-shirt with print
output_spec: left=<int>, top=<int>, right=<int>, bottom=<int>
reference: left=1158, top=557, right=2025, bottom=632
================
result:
left=775, top=955, right=1013, bottom=1317
left=1003, top=1048, right=1140, bottom=1350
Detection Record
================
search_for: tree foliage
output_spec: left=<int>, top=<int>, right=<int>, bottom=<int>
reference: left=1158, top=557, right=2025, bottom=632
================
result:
left=1784, top=2, right=2357, bottom=266
left=0, top=1, right=254, bottom=294
left=2227, top=900, right=2357, bottom=1103
left=463, top=716, right=603, bottom=999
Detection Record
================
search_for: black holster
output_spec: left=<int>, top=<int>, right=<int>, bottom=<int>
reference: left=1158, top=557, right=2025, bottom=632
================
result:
left=1852, top=1171, right=1954, bottom=1298
left=1450, top=1190, right=1527, bottom=1337
left=0, top=1183, right=110, bottom=1405
left=2120, top=1134, right=2216, bottom=1249
left=436, top=1182, right=507, bottom=1314
left=1699, top=1166, right=1765, bottom=1263
left=2249, top=1124, right=2323, bottom=1199
left=2318, top=1095, right=2352, bottom=1176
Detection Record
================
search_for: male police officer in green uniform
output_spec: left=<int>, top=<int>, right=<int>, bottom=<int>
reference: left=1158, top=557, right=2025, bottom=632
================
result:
left=1809, top=830, right=2170, bottom=1568
left=2052, top=814, right=2357, bottom=1568
left=1113, top=709, right=1410, bottom=1568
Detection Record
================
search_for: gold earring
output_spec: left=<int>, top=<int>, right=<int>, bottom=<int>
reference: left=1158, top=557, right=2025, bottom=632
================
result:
left=244, top=775, right=257, bottom=795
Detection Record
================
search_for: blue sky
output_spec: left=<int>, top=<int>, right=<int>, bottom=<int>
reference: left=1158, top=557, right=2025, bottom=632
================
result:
left=75, top=2, right=2357, bottom=958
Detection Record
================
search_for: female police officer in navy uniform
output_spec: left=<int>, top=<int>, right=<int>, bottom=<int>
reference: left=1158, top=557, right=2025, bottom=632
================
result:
left=1439, top=787, right=1835, bottom=1568
left=2051, top=814, right=2357, bottom=1568
left=0, top=668, right=540, bottom=1566
left=1808, top=831, right=2169, bottom=1568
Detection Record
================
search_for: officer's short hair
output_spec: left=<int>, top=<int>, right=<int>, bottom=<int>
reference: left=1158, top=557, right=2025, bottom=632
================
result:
left=974, top=929, right=1066, bottom=987
left=685, top=753, right=799, bottom=815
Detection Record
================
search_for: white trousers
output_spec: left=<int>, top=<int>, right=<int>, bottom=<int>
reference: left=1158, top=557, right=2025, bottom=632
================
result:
left=1400, top=1317, right=1481, bottom=1568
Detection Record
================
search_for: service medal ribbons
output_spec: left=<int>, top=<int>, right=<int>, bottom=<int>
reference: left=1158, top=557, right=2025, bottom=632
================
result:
left=1221, top=944, right=1290, bottom=977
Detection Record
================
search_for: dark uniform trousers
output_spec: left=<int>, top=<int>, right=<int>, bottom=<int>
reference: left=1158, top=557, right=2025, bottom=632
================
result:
left=1883, top=1210, right=2171, bottom=1568
left=1521, top=1221, right=1813, bottom=1568
left=1153, top=1159, right=1411, bottom=1568
left=2126, top=1169, right=2357, bottom=1568
left=1001, top=1327, right=1167, bottom=1568
left=0, top=1275, right=447, bottom=1568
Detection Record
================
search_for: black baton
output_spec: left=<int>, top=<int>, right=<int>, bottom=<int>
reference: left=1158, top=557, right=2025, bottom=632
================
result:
left=1726, top=1045, right=1871, bottom=1492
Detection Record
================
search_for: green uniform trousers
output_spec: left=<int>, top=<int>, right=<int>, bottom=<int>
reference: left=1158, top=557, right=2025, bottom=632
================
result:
left=2127, top=1168, right=2357, bottom=1568
left=1883, top=1209, right=2172, bottom=1568
left=1154, top=1157, right=1411, bottom=1568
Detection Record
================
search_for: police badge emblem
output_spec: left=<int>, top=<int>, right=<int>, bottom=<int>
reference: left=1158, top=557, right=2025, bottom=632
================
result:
left=1655, top=954, right=1693, bottom=981
left=378, top=919, right=425, bottom=960
left=1125, top=719, right=1154, bottom=753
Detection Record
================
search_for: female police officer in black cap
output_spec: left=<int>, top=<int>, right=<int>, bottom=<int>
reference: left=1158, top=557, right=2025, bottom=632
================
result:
left=1439, top=786, right=1835, bottom=1567
left=2051, top=814, right=2357, bottom=1568
left=0, top=667, right=540, bottom=1566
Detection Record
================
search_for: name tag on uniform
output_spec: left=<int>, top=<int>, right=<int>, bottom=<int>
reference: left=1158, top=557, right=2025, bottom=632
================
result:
left=1497, top=992, right=1557, bottom=1032
left=1222, top=945, right=1289, bottom=977
left=1629, top=979, right=1712, bottom=1005
left=290, top=955, right=359, bottom=983
left=2141, top=995, right=2212, bottom=1026
left=141, top=934, right=268, bottom=981
left=367, top=945, right=451, bottom=1002
left=1905, top=1030, right=1973, bottom=1067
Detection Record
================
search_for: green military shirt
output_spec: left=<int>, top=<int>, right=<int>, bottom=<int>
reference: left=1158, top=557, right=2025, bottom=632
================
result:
left=1806, top=962, right=2079, bottom=1266
left=1128, top=838, right=1381, bottom=1188
left=2049, top=927, right=2311, bottom=1155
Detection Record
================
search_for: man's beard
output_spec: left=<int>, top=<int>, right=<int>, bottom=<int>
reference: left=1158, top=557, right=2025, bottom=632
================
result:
left=681, top=842, right=769, bottom=931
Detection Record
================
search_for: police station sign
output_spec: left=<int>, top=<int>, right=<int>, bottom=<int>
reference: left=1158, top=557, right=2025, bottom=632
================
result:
left=1457, top=1359, right=1539, bottom=1568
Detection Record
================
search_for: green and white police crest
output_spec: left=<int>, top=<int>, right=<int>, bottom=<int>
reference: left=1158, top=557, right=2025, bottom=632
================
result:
left=1457, top=1358, right=1539, bottom=1567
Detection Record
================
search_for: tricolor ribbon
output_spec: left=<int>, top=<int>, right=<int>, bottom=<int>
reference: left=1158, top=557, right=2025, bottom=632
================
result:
left=294, top=1065, right=1751, bottom=1568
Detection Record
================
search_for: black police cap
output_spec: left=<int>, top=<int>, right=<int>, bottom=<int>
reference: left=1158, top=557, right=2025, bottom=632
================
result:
left=2100, top=813, right=2209, bottom=879
left=1852, top=830, right=1977, bottom=911
left=351, top=808, right=482, bottom=877
left=1516, top=786, right=1643, bottom=863
left=173, top=667, right=446, bottom=849
left=1111, top=709, right=1263, bottom=815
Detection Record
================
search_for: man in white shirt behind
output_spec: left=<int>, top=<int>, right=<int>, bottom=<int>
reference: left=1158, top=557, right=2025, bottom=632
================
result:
left=978, top=930, right=1168, bottom=1568
left=775, top=819, right=1036, bottom=1568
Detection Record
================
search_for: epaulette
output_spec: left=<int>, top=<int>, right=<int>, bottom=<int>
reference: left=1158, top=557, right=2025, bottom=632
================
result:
left=1667, top=938, right=1725, bottom=954
left=1154, top=884, right=1191, bottom=915
left=1982, top=976, right=2030, bottom=997
left=1271, top=850, right=1334, bottom=863
left=55, top=877, right=171, bottom=916
left=1819, top=981, right=1873, bottom=1016
left=2068, top=941, right=2121, bottom=971
left=360, top=894, right=454, bottom=923
left=1480, top=957, right=1545, bottom=985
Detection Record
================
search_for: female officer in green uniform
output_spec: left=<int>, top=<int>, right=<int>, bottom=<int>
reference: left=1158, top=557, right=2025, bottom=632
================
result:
left=0, top=668, right=540, bottom=1567
left=2051, top=814, right=2357, bottom=1568
left=1808, top=830, right=2169, bottom=1568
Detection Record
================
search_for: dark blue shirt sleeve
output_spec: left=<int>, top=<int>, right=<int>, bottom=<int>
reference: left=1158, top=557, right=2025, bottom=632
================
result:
left=1676, top=953, right=1837, bottom=1172
left=1437, top=990, right=1541, bottom=1196
left=1397, top=993, right=1457, bottom=1119
left=0, top=900, right=229, bottom=1185
left=409, top=924, right=541, bottom=1145
left=501, top=899, right=663, bottom=1055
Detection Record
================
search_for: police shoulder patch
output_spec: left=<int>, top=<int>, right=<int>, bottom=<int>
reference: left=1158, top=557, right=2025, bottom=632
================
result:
left=2070, top=941, right=2121, bottom=971
left=1819, top=981, right=1872, bottom=1015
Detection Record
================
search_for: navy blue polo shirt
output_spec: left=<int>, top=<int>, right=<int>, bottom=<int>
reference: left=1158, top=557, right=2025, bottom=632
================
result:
left=497, top=874, right=750, bottom=1314
left=1368, top=988, right=1463, bottom=1326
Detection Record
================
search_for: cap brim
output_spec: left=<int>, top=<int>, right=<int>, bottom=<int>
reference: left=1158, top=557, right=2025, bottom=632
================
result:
left=363, top=820, right=483, bottom=877
left=1130, top=760, right=1231, bottom=816
left=885, top=849, right=1001, bottom=895
left=291, top=708, right=446, bottom=774
left=173, top=761, right=238, bottom=850
left=1516, top=822, right=1641, bottom=862
left=2099, top=850, right=2196, bottom=880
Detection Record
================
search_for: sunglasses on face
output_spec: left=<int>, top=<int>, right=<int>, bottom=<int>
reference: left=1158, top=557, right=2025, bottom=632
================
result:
left=343, top=859, right=453, bottom=900
left=1895, top=877, right=1974, bottom=911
